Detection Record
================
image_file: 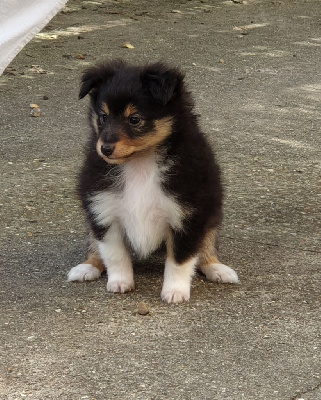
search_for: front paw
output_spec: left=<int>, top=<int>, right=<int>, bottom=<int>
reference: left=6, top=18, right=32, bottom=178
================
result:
left=107, top=280, right=135, bottom=294
left=161, top=289, right=190, bottom=303
left=68, top=264, right=102, bottom=282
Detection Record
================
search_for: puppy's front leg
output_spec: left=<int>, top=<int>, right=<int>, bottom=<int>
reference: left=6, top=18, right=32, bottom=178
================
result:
left=161, top=232, right=198, bottom=303
left=98, top=223, right=135, bottom=293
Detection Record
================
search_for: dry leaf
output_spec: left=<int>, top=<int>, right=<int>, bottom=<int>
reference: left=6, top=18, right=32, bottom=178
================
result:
left=30, top=103, right=39, bottom=108
left=122, top=42, right=135, bottom=49
left=28, top=65, right=48, bottom=74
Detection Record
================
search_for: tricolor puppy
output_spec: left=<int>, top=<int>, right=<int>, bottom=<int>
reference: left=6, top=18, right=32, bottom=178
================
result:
left=68, top=60, right=239, bottom=303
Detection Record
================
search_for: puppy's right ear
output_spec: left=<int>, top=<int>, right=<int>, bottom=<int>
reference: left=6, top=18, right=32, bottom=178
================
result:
left=79, top=60, right=125, bottom=99
left=79, top=67, right=102, bottom=99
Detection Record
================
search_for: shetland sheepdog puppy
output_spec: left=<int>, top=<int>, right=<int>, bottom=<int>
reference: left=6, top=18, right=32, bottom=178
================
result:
left=67, top=60, right=238, bottom=303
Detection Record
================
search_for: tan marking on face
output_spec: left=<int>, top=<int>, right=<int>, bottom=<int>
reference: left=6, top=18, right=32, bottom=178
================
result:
left=91, top=109, right=99, bottom=134
left=96, top=116, right=174, bottom=164
left=101, top=102, right=110, bottom=115
left=152, top=117, right=174, bottom=144
left=198, top=228, right=220, bottom=268
left=124, top=104, right=138, bottom=118
left=114, top=116, right=173, bottom=157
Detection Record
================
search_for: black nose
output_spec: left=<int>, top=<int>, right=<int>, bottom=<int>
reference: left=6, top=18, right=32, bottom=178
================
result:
left=101, top=144, right=115, bottom=157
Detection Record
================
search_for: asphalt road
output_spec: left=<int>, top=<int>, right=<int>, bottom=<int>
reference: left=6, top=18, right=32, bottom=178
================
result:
left=1, top=0, right=320, bottom=399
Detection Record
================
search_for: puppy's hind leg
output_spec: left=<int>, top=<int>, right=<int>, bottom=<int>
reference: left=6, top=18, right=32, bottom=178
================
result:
left=68, top=251, right=105, bottom=282
left=198, top=228, right=239, bottom=284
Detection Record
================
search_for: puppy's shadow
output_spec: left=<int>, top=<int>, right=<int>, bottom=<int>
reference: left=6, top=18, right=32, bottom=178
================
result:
left=131, top=245, right=165, bottom=279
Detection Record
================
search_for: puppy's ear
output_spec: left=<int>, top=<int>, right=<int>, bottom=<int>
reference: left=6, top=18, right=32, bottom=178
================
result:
left=79, top=60, right=125, bottom=99
left=79, top=67, right=102, bottom=99
left=142, top=63, right=184, bottom=106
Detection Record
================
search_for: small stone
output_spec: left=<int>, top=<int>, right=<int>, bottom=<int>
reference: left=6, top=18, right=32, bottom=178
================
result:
left=30, top=108, right=41, bottom=117
left=43, top=95, right=49, bottom=100
left=137, top=301, right=149, bottom=315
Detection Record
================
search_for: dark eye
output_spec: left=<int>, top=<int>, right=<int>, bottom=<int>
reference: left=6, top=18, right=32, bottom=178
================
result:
left=99, top=113, right=108, bottom=125
left=129, top=116, right=141, bottom=126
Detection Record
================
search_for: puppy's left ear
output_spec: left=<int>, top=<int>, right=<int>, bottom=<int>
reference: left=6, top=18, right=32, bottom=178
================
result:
left=142, top=63, right=184, bottom=106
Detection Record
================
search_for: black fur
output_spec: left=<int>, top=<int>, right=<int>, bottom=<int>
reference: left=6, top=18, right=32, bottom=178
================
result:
left=78, top=60, right=223, bottom=264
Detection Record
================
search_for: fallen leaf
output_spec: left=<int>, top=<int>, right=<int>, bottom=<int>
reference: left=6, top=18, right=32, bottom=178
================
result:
left=27, top=65, right=48, bottom=74
left=122, top=42, right=135, bottom=49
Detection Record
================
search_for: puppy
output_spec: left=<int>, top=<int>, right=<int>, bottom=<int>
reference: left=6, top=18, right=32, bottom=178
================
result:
left=68, top=60, right=239, bottom=303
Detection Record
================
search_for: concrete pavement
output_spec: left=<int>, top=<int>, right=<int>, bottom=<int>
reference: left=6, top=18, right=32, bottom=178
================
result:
left=1, top=0, right=320, bottom=399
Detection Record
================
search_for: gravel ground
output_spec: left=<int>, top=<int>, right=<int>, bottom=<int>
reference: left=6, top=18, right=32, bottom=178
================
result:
left=1, top=1, right=320, bottom=399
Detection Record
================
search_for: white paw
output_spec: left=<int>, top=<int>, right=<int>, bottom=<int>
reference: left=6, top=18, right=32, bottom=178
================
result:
left=205, top=263, right=239, bottom=284
left=161, top=256, right=196, bottom=303
left=161, top=289, right=190, bottom=304
left=67, top=264, right=102, bottom=282
left=107, top=280, right=135, bottom=293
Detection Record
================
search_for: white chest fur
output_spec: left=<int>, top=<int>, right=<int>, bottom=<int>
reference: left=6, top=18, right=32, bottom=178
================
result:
left=90, top=154, right=183, bottom=257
